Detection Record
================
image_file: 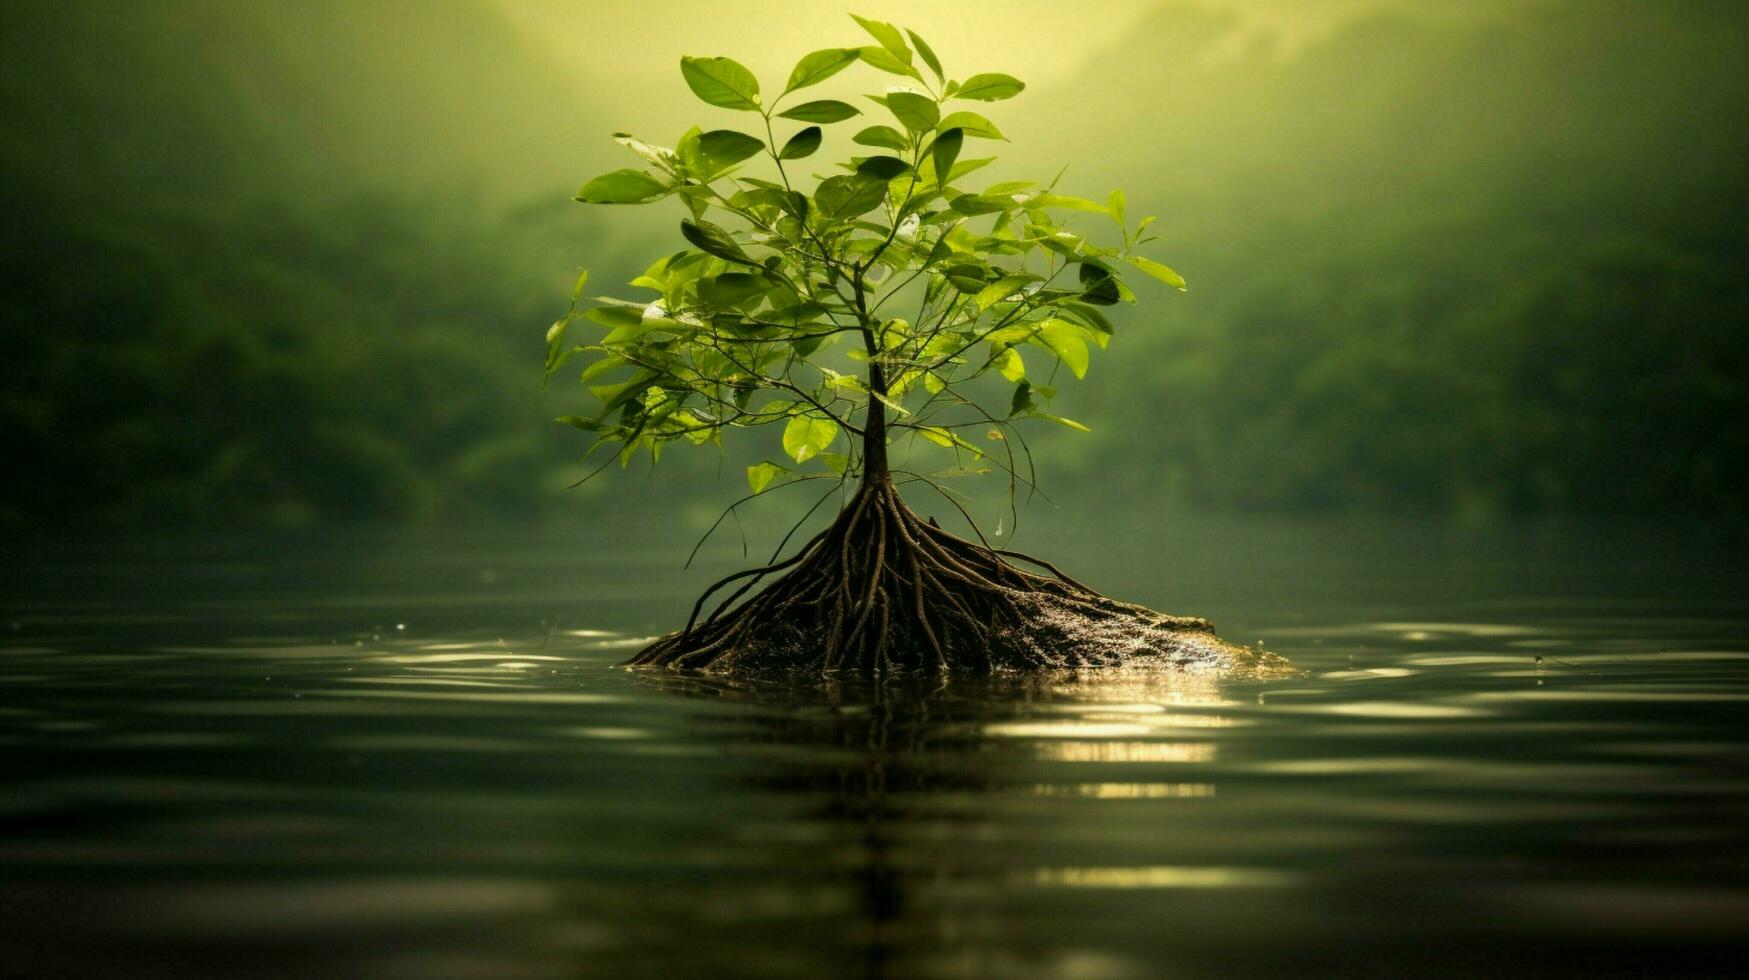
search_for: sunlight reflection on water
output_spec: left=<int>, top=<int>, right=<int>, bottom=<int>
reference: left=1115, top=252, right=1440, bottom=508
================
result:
left=0, top=531, right=1746, bottom=978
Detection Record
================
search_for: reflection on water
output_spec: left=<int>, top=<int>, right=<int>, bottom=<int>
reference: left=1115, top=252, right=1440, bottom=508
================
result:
left=0, top=526, right=1746, bottom=978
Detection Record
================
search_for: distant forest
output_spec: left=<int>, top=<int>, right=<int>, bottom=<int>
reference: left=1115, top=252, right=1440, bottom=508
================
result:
left=1, top=0, right=1743, bottom=529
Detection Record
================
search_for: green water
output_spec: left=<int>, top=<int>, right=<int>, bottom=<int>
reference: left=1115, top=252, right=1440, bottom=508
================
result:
left=2, top=518, right=1746, bottom=978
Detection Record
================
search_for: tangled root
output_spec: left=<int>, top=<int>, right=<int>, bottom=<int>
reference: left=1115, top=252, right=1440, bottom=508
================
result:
left=632, top=477, right=1282, bottom=675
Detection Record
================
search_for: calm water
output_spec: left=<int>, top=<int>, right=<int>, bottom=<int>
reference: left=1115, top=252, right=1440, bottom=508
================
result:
left=2, top=517, right=1747, bottom=978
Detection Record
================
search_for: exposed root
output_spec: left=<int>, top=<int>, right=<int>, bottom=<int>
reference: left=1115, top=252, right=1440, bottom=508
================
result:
left=632, top=476, right=1284, bottom=675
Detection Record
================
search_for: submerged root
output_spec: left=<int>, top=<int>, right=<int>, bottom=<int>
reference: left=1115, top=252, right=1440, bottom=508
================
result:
left=632, top=478, right=1285, bottom=675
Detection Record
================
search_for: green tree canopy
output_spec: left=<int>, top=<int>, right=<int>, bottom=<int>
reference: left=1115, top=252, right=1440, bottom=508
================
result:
left=546, top=13, right=1183, bottom=510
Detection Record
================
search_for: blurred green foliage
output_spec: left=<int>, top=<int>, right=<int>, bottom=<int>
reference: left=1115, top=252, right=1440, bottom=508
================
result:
left=0, top=187, right=566, bottom=526
left=1, top=0, right=1743, bottom=530
left=1061, top=1, right=1749, bottom=519
left=0, top=0, right=586, bottom=528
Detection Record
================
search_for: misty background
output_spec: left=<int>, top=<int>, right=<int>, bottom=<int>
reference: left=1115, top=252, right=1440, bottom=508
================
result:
left=2, top=0, right=1744, bottom=537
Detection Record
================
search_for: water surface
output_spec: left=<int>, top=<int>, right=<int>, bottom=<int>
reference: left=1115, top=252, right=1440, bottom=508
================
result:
left=2, top=519, right=1746, bottom=978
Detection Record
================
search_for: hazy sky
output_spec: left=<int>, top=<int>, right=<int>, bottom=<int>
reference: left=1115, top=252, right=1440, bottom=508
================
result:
left=490, top=1, right=1462, bottom=91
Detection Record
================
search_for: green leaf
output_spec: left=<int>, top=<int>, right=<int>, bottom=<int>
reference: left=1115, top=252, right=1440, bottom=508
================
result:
left=941, top=261, right=989, bottom=291
left=1127, top=255, right=1187, bottom=290
left=1042, top=414, right=1090, bottom=432
left=766, top=300, right=828, bottom=325
left=673, top=126, right=703, bottom=174
left=779, top=126, right=823, bottom=160
left=681, top=219, right=754, bottom=265
left=885, top=91, right=940, bottom=134
left=545, top=269, right=587, bottom=384
left=1038, top=229, right=1088, bottom=259
left=870, top=388, right=911, bottom=416
left=857, top=45, right=920, bottom=79
left=855, top=155, right=911, bottom=180
left=1036, top=318, right=1090, bottom=378
left=591, top=371, right=661, bottom=413
left=579, top=354, right=628, bottom=384
left=852, top=125, right=910, bottom=151
left=680, top=56, right=761, bottom=111
left=778, top=99, right=860, bottom=123
left=814, top=173, right=891, bottom=222
left=1025, top=192, right=1109, bottom=214
left=907, top=29, right=944, bottom=82
left=1078, top=262, right=1121, bottom=305
left=937, top=110, right=1004, bottom=140
left=690, top=129, right=765, bottom=177
left=783, top=416, right=838, bottom=463
left=747, top=461, right=787, bottom=494
left=544, top=318, right=572, bottom=383
left=574, top=169, right=670, bottom=204
left=850, top=14, right=910, bottom=62
left=993, top=345, right=1025, bottom=382
left=612, top=133, right=679, bottom=171
left=1009, top=380, right=1035, bottom=417
left=916, top=425, right=984, bottom=458
left=698, top=271, right=768, bottom=308
left=946, top=157, right=996, bottom=182
left=954, top=72, right=1025, bottom=101
left=972, top=273, right=1035, bottom=312
left=928, top=128, right=963, bottom=187
left=1081, top=258, right=1138, bottom=302
left=1058, top=301, right=1115, bottom=338
left=947, top=195, right=1005, bottom=217
left=583, top=305, right=642, bottom=330
left=784, top=48, right=859, bottom=94
left=821, top=366, right=864, bottom=392
left=1107, top=189, right=1127, bottom=228
left=916, top=426, right=955, bottom=448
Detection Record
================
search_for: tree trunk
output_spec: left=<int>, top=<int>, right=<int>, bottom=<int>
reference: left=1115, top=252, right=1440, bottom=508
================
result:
left=863, top=361, right=889, bottom=482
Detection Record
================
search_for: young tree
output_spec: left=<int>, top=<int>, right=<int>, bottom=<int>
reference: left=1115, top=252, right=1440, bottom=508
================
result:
left=548, top=15, right=1254, bottom=673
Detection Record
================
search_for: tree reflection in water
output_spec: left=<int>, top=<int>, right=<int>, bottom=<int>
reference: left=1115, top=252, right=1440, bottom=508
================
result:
left=618, top=667, right=1249, bottom=980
